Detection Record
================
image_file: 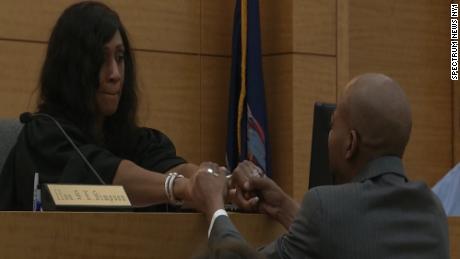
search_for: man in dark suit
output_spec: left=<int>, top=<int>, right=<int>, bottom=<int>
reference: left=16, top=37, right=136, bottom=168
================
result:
left=188, top=73, right=450, bottom=258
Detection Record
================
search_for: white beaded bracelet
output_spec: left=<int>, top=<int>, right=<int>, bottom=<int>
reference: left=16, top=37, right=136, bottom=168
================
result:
left=165, top=172, right=184, bottom=206
left=164, top=173, right=173, bottom=201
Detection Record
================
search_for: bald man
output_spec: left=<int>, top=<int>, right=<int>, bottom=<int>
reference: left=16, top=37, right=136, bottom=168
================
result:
left=188, top=73, right=450, bottom=259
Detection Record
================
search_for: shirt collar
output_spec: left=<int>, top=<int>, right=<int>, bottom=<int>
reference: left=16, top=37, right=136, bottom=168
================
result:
left=351, top=156, right=406, bottom=183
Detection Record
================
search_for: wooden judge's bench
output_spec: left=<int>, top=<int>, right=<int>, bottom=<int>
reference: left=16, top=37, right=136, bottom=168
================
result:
left=0, top=212, right=458, bottom=258
left=0, top=212, right=284, bottom=258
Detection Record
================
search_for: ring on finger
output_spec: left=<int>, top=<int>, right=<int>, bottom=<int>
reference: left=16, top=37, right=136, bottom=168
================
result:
left=251, top=166, right=264, bottom=177
left=207, top=168, right=219, bottom=177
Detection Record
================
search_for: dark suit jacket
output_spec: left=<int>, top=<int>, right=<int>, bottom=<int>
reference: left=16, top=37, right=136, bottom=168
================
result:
left=209, top=156, right=450, bottom=259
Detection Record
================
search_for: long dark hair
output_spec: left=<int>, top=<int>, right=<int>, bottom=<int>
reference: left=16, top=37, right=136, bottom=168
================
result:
left=38, top=1, right=138, bottom=154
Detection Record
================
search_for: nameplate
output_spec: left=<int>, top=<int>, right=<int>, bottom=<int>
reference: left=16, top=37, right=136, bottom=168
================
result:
left=45, top=184, right=131, bottom=208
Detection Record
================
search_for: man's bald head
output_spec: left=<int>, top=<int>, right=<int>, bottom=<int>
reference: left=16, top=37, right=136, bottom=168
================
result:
left=340, top=73, right=412, bottom=157
left=328, top=73, right=412, bottom=183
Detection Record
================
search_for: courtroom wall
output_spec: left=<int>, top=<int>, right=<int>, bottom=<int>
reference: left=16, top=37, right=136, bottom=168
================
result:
left=338, top=0, right=452, bottom=188
left=0, top=0, right=454, bottom=201
left=264, top=0, right=452, bottom=199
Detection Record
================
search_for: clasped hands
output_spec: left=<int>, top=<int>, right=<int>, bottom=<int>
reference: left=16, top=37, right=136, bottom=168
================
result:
left=185, top=160, right=291, bottom=225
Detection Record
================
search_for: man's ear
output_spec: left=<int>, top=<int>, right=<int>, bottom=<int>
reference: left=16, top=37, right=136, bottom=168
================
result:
left=345, top=130, right=359, bottom=160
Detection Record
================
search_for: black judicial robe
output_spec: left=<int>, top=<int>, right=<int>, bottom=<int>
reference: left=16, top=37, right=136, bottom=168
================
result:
left=0, top=116, right=186, bottom=210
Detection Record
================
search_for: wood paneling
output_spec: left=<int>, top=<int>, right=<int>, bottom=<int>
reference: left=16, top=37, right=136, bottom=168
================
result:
left=293, top=0, right=336, bottom=55
left=450, top=217, right=460, bottom=259
left=137, top=52, right=201, bottom=164
left=0, top=1, right=73, bottom=42
left=201, top=0, right=234, bottom=56
left=260, top=0, right=293, bottom=55
left=264, top=55, right=293, bottom=195
left=0, top=212, right=285, bottom=259
left=0, top=41, right=44, bottom=118
left=201, top=56, right=231, bottom=164
left=293, top=55, right=336, bottom=201
left=0, top=213, right=457, bottom=258
left=337, top=0, right=451, bottom=186
left=201, top=0, right=295, bottom=56
left=264, top=54, right=336, bottom=201
left=113, top=0, right=200, bottom=53
left=0, top=1, right=201, bottom=53
left=337, top=0, right=350, bottom=90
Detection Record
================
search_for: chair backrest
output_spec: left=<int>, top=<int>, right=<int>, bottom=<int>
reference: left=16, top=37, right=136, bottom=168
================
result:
left=0, top=119, right=23, bottom=173
left=309, top=102, right=335, bottom=189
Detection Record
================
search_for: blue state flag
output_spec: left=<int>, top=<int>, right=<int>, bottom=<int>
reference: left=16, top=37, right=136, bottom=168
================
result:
left=226, top=0, right=271, bottom=177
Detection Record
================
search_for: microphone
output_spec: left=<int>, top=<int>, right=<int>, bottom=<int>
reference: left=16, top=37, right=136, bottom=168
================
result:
left=19, top=112, right=33, bottom=124
left=19, top=112, right=106, bottom=185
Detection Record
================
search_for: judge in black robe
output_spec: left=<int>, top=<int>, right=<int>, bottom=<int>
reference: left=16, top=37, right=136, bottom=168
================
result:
left=0, top=2, right=202, bottom=210
left=0, top=116, right=186, bottom=211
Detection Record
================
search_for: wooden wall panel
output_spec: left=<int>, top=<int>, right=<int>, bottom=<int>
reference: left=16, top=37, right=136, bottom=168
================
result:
left=0, top=41, right=44, bottom=118
left=0, top=1, right=201, bottom=53
left=113, top=0, right=200, bottom=53
left=0, top=213, right=457, bottom=258
left=201, top=0, right=233, bottom=56
left=450, top=217, right=460, bottom=259
left=337, top=0, right=350, bottom=90
left=292, top=55, right=336, bottom=201
left=264, top=55, right=293, bottom=195
left=0, top=212, right=286, bottom=259
left=293, top=0, right=336, bottom=55
left=338, top=0, right=451, bottom=186
left=201, top=0, right=295, bottom=56
left=198, top=0, right=337, bottom=55
left=0, top=1, right=73, bottom=42
left=260, top=0, right=293, bottom=55
left=201, top=57, right=231, bottom=165
left=136, top=52, right=201, bottom=164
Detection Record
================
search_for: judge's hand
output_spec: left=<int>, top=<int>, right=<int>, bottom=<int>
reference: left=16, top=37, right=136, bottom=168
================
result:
left=187, top=162, right=228, bottom=222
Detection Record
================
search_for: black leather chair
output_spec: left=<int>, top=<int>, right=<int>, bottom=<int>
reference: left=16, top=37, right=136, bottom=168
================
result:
left=309, top=102, right=335, bottom=189
left=0, top=119, right=23, bottom=173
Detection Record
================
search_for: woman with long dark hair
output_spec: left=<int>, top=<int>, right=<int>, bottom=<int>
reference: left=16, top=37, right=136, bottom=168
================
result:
left=0, top=1, right=201, bottom=210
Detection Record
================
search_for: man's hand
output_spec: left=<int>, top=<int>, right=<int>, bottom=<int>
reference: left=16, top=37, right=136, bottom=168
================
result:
left=230, top=160, right=300, bottom=229
left=186, top=162, right=228, bottom=223
left=229, top=160, right=263, bottom=210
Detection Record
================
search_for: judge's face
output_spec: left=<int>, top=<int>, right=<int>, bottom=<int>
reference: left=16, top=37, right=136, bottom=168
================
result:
left=96, top=30, right=125, bottom=117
